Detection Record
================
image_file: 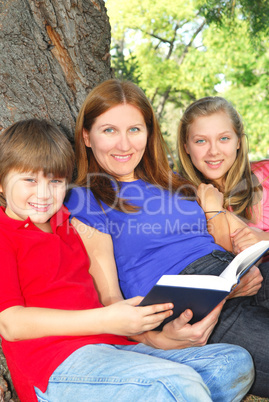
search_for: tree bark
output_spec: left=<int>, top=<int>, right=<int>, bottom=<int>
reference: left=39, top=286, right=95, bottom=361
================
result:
left=0, top=0, right=112, bottom=139
left=0, top=0, right=112, bottom=399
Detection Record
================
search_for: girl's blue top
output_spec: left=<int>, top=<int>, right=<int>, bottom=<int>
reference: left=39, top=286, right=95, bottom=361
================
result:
left=65, top=179, right=224, bottom=298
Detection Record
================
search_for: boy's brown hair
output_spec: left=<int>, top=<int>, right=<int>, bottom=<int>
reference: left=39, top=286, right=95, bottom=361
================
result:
left=0, top=119, right=75, bottom=206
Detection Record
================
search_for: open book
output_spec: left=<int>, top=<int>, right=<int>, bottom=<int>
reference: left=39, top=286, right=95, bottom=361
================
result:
left=140, top=240, right=269, bottom=329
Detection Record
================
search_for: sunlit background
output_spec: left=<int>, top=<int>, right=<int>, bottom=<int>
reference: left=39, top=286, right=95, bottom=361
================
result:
left=106, top=0, right=269, bottom=162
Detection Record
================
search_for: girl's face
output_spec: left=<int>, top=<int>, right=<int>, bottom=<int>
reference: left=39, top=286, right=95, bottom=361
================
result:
left=184, top=111, right=240, bottom=187
left=0, top=170, right=66, bottom=230
left=83, top=104, right=148, bottom=182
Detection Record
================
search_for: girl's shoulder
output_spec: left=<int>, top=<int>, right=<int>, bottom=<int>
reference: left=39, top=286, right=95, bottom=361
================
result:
left=251, top=159, right=269, bottom=174
left=251, top=160, right=269, bottom=187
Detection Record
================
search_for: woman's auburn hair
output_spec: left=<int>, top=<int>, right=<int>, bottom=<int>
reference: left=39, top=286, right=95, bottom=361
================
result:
left=75, top=79, right=195, bottom=212
left=177, top=96, right=262, bottom=221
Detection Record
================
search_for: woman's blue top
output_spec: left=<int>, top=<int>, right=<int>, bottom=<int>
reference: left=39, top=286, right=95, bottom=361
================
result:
left=65, top=180, right=224, bottom=298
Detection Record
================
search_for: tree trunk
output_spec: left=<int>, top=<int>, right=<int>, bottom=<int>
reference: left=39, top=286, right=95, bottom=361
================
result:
left=0, top=0, right=112, bottom=399
left=0, top=0, right=112, bottom=139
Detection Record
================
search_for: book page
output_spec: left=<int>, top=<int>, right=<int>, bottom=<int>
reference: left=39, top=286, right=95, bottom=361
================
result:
left=157, top=274, right=231, bottom=292
left=219, top=240, right=269, bottom=284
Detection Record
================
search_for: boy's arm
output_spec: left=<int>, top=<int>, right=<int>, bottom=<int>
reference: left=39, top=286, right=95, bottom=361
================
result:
left=0, top=226, right=172, bottom=342
left=0, top=300, right=173, bottom=342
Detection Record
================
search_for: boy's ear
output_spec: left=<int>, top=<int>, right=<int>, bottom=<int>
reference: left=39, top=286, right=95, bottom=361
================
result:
left=82, top=129, right=91, bottom=148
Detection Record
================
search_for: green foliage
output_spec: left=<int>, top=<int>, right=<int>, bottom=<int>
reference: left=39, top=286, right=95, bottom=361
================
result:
left=199, top=0, right=269, bottom=36
left=111, top=44, right=142, bottom=85
left=106, top=0, right=269, bottom=159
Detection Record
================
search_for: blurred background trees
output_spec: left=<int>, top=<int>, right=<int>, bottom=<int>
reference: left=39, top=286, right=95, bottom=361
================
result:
left=107, top=0, right=269, bottom=160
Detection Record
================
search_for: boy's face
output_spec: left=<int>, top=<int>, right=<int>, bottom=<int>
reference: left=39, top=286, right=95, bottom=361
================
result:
left=0, top=170, right=67, bottom=227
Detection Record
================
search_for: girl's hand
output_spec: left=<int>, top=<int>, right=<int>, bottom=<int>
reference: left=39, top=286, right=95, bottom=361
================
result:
left=228, top=265, right=263, bottom=298
left=103, top=296, right=173, bottom=336
left=197, top=183, right=224, bottom=212
left=231, top=226, right=266, bottom=254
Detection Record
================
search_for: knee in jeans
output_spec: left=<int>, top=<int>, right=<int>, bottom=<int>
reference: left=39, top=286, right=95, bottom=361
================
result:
left=221, top=345, right=254, bottom=379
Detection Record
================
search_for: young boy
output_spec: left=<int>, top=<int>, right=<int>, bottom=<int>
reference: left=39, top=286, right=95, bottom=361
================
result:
left=0, top=119, right=253, bottom=402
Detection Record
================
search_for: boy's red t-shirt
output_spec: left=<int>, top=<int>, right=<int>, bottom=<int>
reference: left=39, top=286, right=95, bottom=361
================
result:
left=0, top=206, right=134, bottom=402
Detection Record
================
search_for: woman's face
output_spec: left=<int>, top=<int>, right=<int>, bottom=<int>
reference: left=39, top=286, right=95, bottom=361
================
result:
left=184, top=111, right=240, bottom=187
left=83, top=104, right=148, bottom=181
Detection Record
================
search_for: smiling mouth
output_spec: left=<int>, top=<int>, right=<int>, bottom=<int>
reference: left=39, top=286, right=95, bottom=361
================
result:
left=28, top=202, right=52, bottom=212
left=112, top=154, right=132, bottom=161
left=206, top=160, right=223, bottom=166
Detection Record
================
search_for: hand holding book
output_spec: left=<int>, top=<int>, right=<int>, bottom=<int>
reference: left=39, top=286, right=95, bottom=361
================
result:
left=140, top=240, right=269, bottom=329
left=228, top=265, right=263, bottom=298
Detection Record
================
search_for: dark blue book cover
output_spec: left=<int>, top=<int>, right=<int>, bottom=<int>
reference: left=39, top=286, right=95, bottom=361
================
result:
left=140, top=284, right=229, bottom=329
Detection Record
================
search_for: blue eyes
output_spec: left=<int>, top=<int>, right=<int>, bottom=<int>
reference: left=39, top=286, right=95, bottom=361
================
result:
left=51, top=179, right=64, bottom=184
left=24, top=178, right=64, bottom=184
left=24, top=178, right=36, bottom=183
left=104, top=127, right=140, bottom=133
left=195, top=137, right=230, bottom=144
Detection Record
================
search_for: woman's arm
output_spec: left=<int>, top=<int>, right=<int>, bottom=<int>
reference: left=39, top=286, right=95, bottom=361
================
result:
left=71, top=217, right=123, bottom=305
left=71, top=219, right=228, bottom=350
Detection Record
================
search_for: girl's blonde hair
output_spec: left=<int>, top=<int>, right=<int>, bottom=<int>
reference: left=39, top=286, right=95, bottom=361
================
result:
left=177, top=96, right=262, bottom=221
left=0, top=119, right=75, bottom=206
left=75, top=79, right=194, bottom=212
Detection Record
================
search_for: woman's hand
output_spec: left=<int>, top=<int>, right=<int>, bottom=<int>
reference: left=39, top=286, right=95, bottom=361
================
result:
left=228, top=265, right=263, bottom=298
left=132, top=300, right=225, bottom=349
left=197, top=183, right=224, bottom=212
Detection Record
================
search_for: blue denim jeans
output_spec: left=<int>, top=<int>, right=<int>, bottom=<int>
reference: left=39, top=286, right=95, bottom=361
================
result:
left=35, top=342, right=253, bottom=402
left=182, top=250, right=269, bottom=397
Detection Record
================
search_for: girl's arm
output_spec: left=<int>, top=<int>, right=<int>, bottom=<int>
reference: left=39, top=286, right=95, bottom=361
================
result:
left=230, top=225, right=269, bottom=254
left=0, top=298, right=173, bottom=342
left=197, top=183, right=233, bottom=251
left=197, top=183, right=262, bottom=251
left=197, top=184, right=263, bottom=298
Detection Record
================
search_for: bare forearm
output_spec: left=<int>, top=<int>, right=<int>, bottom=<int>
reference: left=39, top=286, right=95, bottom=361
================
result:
left=0, top=306, right=109, bottom=341
left=197, top=184, right=232, bottom=251
left=0, top=299, right=175, bottom=342
left=206, top=211, right=233, bottom=251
